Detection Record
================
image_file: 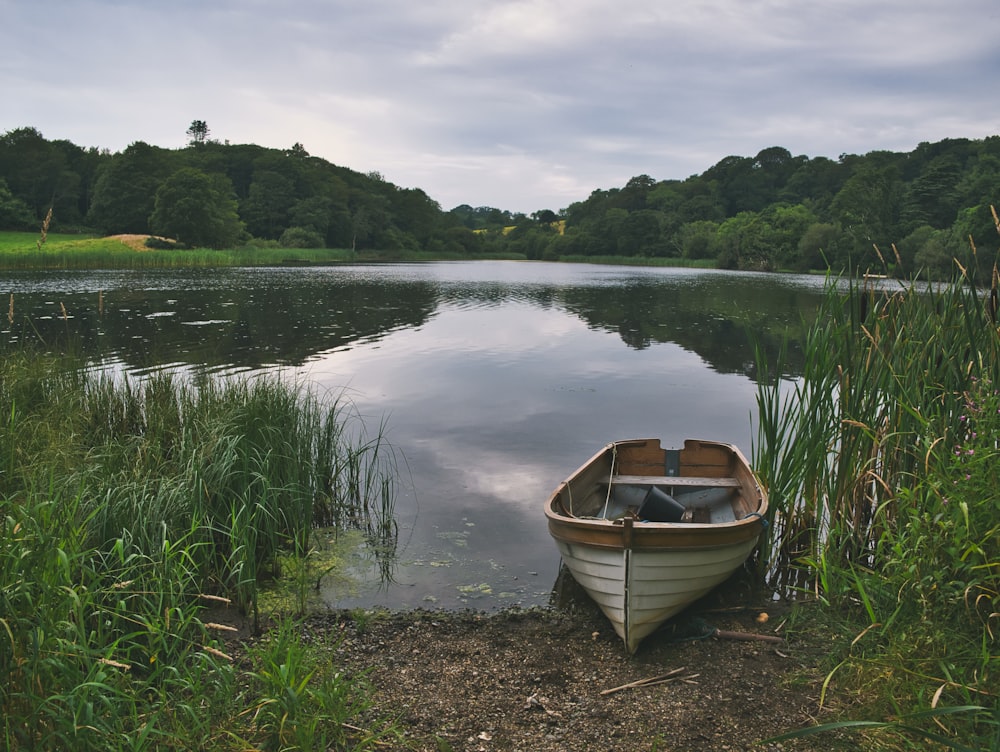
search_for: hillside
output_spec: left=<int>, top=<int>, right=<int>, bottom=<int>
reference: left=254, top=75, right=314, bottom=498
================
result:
left=1, top=126, right=998, bottom=277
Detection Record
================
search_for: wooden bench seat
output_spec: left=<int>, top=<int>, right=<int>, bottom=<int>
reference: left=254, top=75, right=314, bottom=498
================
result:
left=609, top=475, right=740, bottom=488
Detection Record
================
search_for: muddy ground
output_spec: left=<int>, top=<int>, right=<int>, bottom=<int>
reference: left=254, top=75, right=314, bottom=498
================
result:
left=235, top=575, right=856, bottom=752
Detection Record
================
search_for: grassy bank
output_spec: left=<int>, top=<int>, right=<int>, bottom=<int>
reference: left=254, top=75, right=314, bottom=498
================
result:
left=0, top=231, right=527, bottom=269
left=0, top=351, right=403, bottom=749
left=0, top=231, right=716, bottom=270
left=754, top=264, right=1000, bottom=749
left=0, top=232, right=361, bottom=269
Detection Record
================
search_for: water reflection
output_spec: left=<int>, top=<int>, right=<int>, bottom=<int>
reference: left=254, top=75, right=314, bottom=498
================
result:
left=2, top=262, right=826, bottom=610
left=3, top=263, right=818, bottom=378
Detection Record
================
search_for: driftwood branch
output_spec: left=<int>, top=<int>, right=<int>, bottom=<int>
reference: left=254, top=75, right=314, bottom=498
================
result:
left=601, top=667, right=700, bottom=696
left=710, top=628, right=785, bottom=644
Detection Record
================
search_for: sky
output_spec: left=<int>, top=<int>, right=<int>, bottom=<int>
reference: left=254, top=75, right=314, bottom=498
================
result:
left=3, top=0, right=1000, bottom=215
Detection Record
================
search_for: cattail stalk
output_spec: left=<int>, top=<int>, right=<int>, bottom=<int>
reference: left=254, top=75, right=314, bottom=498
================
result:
left=36, top=206, right=52, bottom=251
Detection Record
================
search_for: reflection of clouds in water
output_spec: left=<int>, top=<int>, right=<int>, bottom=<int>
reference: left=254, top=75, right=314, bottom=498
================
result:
left=417, top=436, right=558, bottom=512
left=303, top=303, right=597, bottom=399
left=301, top=295, right=762, bottom=519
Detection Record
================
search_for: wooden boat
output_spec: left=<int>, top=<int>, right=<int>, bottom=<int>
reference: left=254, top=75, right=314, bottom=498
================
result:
left=544, top=438, right=768, bottom=654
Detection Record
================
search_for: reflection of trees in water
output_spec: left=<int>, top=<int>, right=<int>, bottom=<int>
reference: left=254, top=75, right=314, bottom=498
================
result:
left=9, top=276, right=438, bottom=372
left=6, top=270, right=817, bottom=380
left=556, top=278, right=816, bottom=378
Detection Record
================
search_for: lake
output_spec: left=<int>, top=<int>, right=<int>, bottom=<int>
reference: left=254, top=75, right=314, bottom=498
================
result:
left=2, top=261, right=827, bottom=610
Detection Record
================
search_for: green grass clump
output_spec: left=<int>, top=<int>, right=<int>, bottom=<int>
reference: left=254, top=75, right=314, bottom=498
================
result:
left=754, top=261, right=1000, bottom=749
left=0, top=348, right=401, bottom=750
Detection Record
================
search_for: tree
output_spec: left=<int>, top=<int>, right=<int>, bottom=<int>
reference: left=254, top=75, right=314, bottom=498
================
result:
left=0, top=126, right=81, bottom=222
left=716, top=212, right=773, bottom=271
left=186, top=120, right=210, bottom=146
left=531, top=209, right=558, bottom=225
left=590, top=207, right=627, bottom=251
left=797, top=222, right=841, bottom=272
left=830, top=160, right=904, bottom=265
left=912, top=229, right=954, bottom=280
left=780, top=155, right=847, bottom=209
left=240, top=170, right=297, bottom=239
left=279, top=226, right=323, bottom=248
left=677, top=220, right=720, bottom=260
left=87, top=141, right=174, bottom=234
left=388, top=187, right=441, bottom=244
left=618, top=209, right=664, bottom=256
left=764, top=203, right=817, bottom=269
left=150, top=167, right=243, bottom=248
left=289, top=195, right=336, bottom=239
left=901, top=154, right=962, bottom=232
left=0, top=178, right=34, bottom=229
left=615, top=175, right=657, bottom=212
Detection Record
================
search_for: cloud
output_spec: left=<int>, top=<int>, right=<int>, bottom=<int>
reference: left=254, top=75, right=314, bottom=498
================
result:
left=1, top=0, right=998, bottom=213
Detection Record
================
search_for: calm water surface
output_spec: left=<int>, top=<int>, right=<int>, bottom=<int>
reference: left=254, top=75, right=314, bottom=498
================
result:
left=3, top=261, right=827, bottom=610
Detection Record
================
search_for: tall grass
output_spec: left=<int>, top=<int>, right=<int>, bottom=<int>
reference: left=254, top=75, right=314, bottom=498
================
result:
left=0, top=349, right=401, bottom=750
left=0, top=234, right=362, bottom=269
left=753, top=256, right=1000, bottom=748
left=0, top=231, right=524, bottom=269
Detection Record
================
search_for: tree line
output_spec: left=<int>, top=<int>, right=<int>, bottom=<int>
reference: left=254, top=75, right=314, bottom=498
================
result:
left=1, top=124, right=998, bottom=277
left=473, top=140, right=1000, bottom=279
left=0, top=125, right=477, bottom=253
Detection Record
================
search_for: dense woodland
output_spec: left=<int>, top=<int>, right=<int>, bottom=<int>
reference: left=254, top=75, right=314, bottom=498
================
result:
left=1, top=124, right=999, bottom=278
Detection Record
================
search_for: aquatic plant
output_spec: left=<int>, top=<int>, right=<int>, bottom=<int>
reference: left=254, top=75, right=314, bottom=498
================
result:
left=753, top=252, right=1000, bottom=747
left=0, top=348, right=401, bottom=749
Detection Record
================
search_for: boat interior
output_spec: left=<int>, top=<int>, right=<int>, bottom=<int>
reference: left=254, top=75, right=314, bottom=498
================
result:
left=557, top=441, right=758, bottom=524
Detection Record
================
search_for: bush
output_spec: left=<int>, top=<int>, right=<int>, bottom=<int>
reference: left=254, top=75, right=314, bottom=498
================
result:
left=279, top=226, right=325, bottom=249
left=144, top=236, right=184, bottom=250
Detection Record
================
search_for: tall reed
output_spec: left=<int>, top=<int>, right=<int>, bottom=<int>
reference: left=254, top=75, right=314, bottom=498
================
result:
left=0, top=349, right=401, bottom=749
left=753, top=259, right=1000, bottom=747
left=755, top=263, right=999, bottom=571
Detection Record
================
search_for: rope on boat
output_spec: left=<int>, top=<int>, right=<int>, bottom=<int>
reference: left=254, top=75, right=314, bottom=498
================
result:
left=598, top=443, right=618, bottom=520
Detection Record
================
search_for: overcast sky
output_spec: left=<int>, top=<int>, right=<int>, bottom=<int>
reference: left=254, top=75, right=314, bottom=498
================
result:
left=3, top=1, right=999, bottom=214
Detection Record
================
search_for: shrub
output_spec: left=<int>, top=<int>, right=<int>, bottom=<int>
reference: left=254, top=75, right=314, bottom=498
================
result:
left=279, top=226, right=325, bottom=249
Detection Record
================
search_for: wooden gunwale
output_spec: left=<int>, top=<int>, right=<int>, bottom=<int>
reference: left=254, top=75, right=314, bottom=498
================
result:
left=544, top=437, right=767, bottom=552
left=546, top=512, right=764, bottom=550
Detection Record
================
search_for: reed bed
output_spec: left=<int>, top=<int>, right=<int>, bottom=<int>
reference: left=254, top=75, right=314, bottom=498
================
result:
left=754, top=260, right=1000, bottom=748
left=0, top=349, right=401, bottom=750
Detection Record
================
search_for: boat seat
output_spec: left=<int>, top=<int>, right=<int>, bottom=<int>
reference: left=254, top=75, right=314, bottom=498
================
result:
left=608, top=474, right=740, bottom=488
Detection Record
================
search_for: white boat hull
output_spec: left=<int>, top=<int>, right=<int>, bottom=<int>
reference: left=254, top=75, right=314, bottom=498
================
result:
left=545, top=438, right=768, bottom=653
left=556, top=537, right=759, bottom=653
